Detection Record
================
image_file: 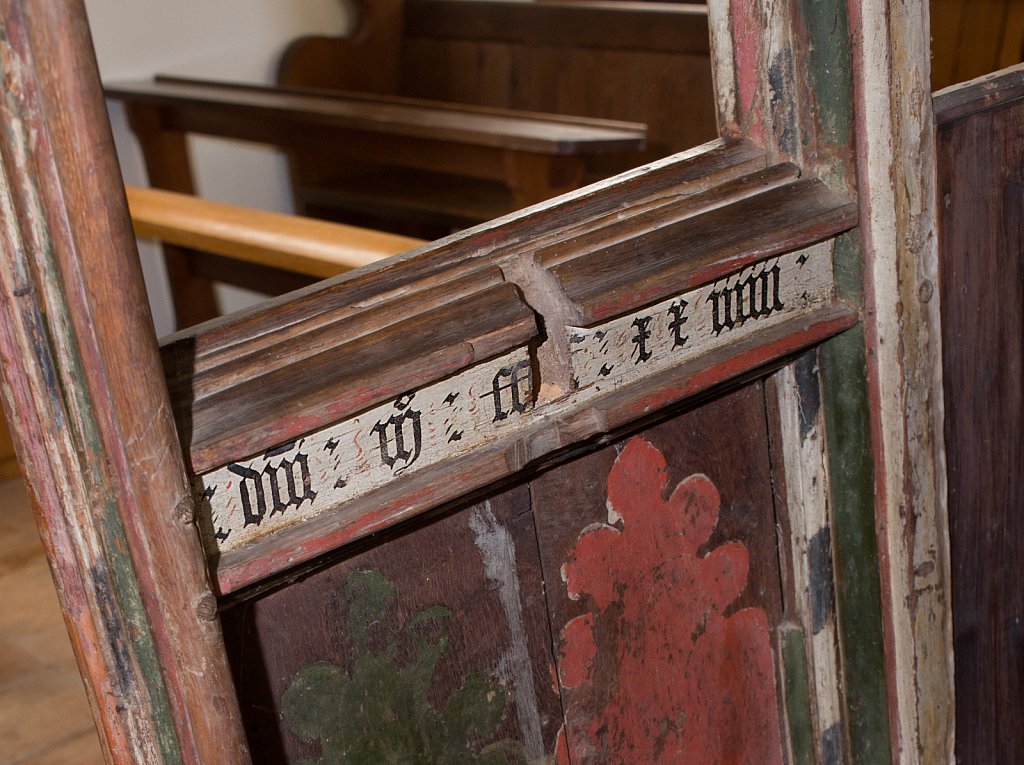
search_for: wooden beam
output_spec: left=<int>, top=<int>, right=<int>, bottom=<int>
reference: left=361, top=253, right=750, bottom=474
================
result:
left=848, top=0, right=955, bottom=761
left=0, top=1, right=249, bottom=762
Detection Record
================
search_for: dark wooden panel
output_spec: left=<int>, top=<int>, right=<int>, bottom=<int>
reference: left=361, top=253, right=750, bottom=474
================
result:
left=404, top=0, right=711, bottom=54
left=530, top=383, right=787, bottom=763
left=936, top=76, right=1024, bottom=764
left=221, top=484, right=563, bottom=763
left=275, top=0, right=717, bottom=233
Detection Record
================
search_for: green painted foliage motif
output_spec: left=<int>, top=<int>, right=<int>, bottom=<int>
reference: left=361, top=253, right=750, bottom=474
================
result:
left=282, top=570, right=525, bottom=764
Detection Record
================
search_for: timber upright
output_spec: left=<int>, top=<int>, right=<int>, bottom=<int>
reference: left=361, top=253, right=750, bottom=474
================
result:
left=0, top=0, right=954, bottom=764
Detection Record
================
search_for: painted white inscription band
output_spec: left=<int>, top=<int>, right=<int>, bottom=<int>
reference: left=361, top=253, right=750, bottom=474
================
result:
left=196, top=242, right=834, bottom=554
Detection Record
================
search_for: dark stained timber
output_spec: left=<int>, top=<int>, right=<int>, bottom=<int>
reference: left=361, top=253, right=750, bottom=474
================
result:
left=935, top=66, right=1024, bottom=765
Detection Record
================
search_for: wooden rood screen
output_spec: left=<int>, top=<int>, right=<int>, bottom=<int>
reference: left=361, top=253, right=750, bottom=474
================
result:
left=0, top=1, right=953, bottom=764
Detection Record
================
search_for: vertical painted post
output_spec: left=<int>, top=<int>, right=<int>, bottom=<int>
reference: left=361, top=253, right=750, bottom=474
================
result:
left=708, top=1, right=953, bottom=762
left=847, top=1, right=954, bottom=762
left=0, top=1, right=250, bottom=762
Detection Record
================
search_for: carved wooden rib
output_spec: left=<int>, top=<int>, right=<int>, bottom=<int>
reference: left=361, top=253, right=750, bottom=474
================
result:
left=173, top=275, right=536, bottom=474
left=161, top=139, right=860, bottom=595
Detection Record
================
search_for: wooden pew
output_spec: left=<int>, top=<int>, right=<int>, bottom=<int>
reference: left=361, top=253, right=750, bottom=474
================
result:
left=107, top=76, right=646, bottom=325
left=1, top=1, right=957, bottom=763
left=277, top=0, right=717, bottom=232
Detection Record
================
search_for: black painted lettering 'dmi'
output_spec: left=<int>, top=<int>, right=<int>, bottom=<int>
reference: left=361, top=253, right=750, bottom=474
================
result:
left=227, top=453, right=317, bottom=528
left=707, top=262, right=785, bottom=335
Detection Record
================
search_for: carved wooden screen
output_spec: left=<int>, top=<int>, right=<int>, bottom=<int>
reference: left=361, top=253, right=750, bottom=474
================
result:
left=0, top=1, right=951, bottom=764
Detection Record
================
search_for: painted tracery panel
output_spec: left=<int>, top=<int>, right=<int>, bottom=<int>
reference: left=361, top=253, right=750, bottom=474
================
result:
left=555, top=437, right=784, bottom=764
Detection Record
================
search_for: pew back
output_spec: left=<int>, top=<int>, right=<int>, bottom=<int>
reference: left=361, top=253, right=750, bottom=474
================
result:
left=278, top=0, right=718, bottom=230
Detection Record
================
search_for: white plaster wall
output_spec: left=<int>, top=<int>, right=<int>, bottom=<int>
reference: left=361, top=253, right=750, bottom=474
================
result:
left=83, top=0, right=354, bottom=335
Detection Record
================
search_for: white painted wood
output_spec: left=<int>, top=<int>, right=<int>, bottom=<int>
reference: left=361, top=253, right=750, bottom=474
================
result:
left=567, top=243, right=834, bottom=392
left=197, top=242, right=839, bottom=557
left=772, top=361, right=846, bottom=761
left=848, top=0, right=954, bottom=761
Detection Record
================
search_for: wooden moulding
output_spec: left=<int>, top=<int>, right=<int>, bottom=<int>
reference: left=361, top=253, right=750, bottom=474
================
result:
left=166, top=141, right=861, bottom=596
left=162, top=137, right=765, bottom=360
left=178, top=279, right=538, bottom=474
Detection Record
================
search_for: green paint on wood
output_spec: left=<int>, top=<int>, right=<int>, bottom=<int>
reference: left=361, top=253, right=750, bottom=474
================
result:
left=18, top=178, right=184, bottom=760
left=780, top=627, right=814, bottom=765
left=283, top=570, right=526, bottom=764
left=833, top=231, right=863, bottom=304
left=797, top=0, right=854, bottom=148
left=819, top=326, right=892, bottom=765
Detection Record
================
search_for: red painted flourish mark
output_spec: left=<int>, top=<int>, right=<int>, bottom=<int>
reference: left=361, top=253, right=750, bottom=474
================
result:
left=556, top=437, right=784, bottom=765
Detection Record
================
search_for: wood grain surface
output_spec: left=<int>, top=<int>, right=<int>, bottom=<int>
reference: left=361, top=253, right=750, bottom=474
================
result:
left=127, top=185, right=424, bottom=280
left=936, top=66, right=1024, bottom=764
left=221, top=484, right=563, bottom=763
left=0, top=1, right=248, bottom=761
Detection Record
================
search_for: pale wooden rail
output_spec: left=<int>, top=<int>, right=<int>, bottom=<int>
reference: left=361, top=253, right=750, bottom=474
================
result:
left=125, top=185, right=425, bottom=280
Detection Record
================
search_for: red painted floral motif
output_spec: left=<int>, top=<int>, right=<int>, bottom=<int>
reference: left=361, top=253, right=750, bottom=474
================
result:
left=556, top=437, right=784, bottom=765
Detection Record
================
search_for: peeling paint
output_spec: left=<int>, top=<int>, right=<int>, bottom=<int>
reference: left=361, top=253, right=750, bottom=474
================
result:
left=796, top=0, right=854, bottom=147
left=470, top=504, right=546, bottom=761
left=556, top=438, right=784, bottom=764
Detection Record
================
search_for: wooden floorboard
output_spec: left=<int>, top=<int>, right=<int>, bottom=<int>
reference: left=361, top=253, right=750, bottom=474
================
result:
left=0, top=477, right=104, bottom=765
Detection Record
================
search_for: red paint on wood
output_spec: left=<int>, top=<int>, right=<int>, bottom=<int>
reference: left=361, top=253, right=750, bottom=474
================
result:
left=556, top=438, right=784, bottom=764
left=731, top=0, right=766, bottom=143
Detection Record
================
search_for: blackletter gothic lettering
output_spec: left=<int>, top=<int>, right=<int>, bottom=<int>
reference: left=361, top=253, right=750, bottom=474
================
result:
left=372, top=393, right=423, bottom=472
left=482, top=359, right=532, bottom=422
left=708, top=262, right=785, bottom=335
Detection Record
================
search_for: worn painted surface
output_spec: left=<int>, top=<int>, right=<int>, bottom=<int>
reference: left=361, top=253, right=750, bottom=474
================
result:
left=554, top=438, right=784, bottom=764
left=768, top=355, right=847, bottom=762
left=196, top=347, right=534, bottom=554
left=780, top=626, right=815, bottom=765
left=220, top=485, right=562, bottom=763
left=847, top=0, right=954, bottom=761
left=796, top=0, right=854, bottom=149
left=282, top=570, right=523, bottom=764
left=819, top=325, right=891, bottom=764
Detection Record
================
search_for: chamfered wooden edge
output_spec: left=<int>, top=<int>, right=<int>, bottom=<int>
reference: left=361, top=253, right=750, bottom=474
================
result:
left=933, top=61, right=1024, bottom=125
left=212, top=302, right=859, bottom=597
left=183, top=280, right=539, bottom=474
